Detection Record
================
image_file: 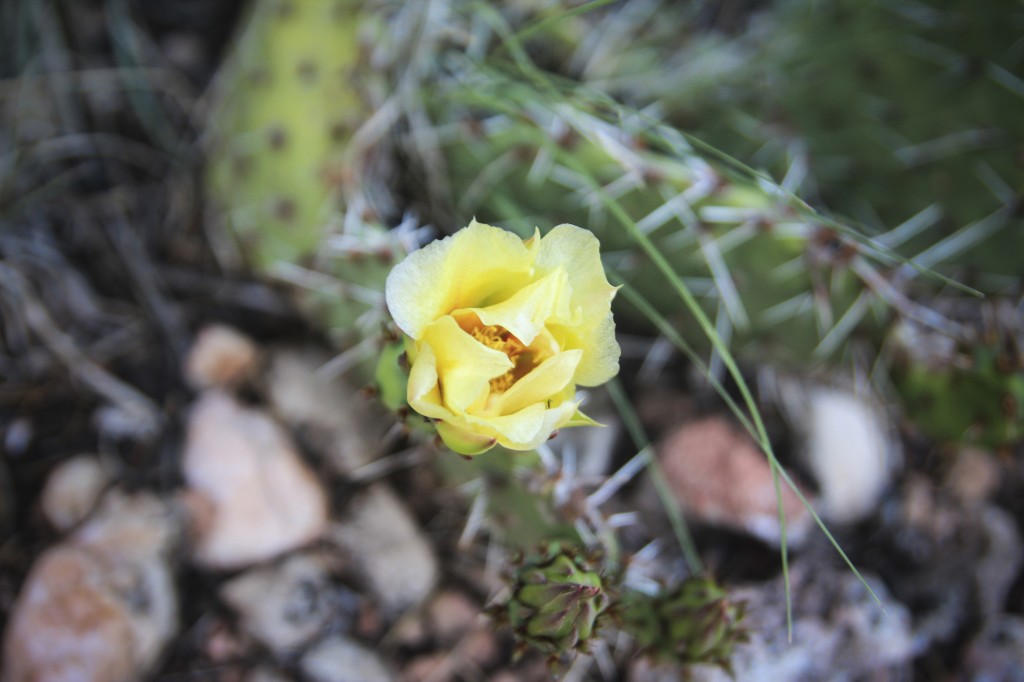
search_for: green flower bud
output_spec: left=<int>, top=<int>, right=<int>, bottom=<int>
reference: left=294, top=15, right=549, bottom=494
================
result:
left=498, top=543, right=610, bottom=657
left=626, top=577, right=747, bottom=673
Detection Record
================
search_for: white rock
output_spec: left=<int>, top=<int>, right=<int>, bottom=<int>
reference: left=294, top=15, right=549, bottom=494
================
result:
left=184, top=324, right=259, bottom=390
left=3, top=492, right=179, bottom=682
left=803, top=387, right=895, bottom=523
left=301, top=636, right=393, bottom=682
left=266, top=349, right=389, bottom=475
left=183, top=390, right=328, bottom=569
left=41, top=454, right=110, bottom=531
left=328, top=484, right=438, bottom=615
left=220, top=554, right=335, bottom=655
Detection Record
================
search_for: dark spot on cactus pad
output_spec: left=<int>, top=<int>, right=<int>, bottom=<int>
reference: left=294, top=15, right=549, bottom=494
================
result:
left=275, top=0, right=296, bottom=20
left=297, top=59, right=319, bottom=83
left=329, top=121, right=349, bottom=143
left=248, top=68, right=270, bottom=87
left=267, top=126, right=288, bottom=151
left=641, top=167, right=664, bottom=186
left=1009, top=193, right=1024, bottom=219
left=1000, top=393, right=1018, bottom=419
left=810, top=228, right=856, bottom=267
left=858, top=57, right=881, bottom=82
left=512, top=145, right=534, bottom=162
left=628, top=135, right=648, bottom=151
left=273, top=197, right=296, bottom=222
left=462, top=118, right=486, bottom=139
left=555, top=128, right=578, bottom=150
left=231, top=153, right=252, bottom=179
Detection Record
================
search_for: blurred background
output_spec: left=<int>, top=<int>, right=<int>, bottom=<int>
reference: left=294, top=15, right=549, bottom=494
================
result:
left=1, top=1, right=1022, bottom=680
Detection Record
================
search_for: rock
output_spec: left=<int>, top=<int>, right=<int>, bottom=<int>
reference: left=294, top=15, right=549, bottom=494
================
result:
left=427, top=590, right=480, bottom=644
left=871, top=475, right=1012, bottom=648
left=691, top=561, right=914, bottom=682
left=220, top=554, right=341, bottom=655
left=963, top=616, right=1024, bottom=682
left=245, top=667, right=294, bottom=682
left=800, top=387, right=895, bottom=523
left=327, top=484, right=438, bottom=616
left=460, top=627, right=499, bottom=668
left=3, top=491, right=179, bottom=682
left=300, top=636, right=393, bottom=682
left=656, top=417, right=810, bottom=545
left=40, top=454, right=110, bottom=531
left=973, top=506, right=1022, bottom=622
left=183, top=390, right=328, bottom=569
left=184, top=324, right=259, bottom=390
left=944, top=447, right=1000, bottom=506
left=266, top=349, right=391, bottom=475
left=401, top=654, right=451, bottom=682
left=627, top=657, right=682, bottom=682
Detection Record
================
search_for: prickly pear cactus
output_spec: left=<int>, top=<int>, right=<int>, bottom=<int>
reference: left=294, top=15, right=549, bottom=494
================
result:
left=206, top=0, right=372, bottom=267
left=420, top=65, right=873, bottom=365
left=492, top=542, right=612, bottom=660
left=625, top=576, right=748, bottom=673
left=205, top=0, right=412, bottom=345
left=891, top=301, right=1024, bottom=448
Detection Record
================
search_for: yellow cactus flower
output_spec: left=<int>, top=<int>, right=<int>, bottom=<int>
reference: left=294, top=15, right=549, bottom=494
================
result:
left=385, top=220, right=620, bottom=455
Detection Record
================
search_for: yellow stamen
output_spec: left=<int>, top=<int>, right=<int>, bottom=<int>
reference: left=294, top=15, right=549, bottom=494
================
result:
left=471, top=324, right=528, bottom=393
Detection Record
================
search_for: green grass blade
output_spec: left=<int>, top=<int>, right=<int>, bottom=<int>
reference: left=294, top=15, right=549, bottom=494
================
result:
left=606, top=378, right=702, bottom=575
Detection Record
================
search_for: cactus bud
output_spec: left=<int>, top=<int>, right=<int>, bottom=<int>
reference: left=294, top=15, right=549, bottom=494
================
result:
left=498, top=542, right=611, bottom=658
left=626, top=577, right=747, bottom=673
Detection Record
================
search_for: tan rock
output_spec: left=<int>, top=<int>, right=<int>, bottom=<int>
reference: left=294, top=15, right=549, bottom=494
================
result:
left=460, top=627, right=499, bottom=668
left=657, top=417, right=810, bottom=544
left=184, top=324, right=259, bottom=390
left=183, top=390, right=327, bottom=569
left=427, top=590, right=480, bottom=644
left=40, top=454, right=110, bottom=531
left=3, top=492, right=179, bottom=682
left=328, top=484, right=438, bottom=615
left=945, top=447, right=1000, bottom=506
left=220, top=554, right=334, bottom=655
left=401, top=654, right=451, bottom=682
left=266, top=349, right=389, bottom=475
left=301, top=636, right=393, bottom=682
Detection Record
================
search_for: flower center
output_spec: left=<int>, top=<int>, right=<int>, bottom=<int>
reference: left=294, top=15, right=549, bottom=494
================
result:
left=470, top=324, right=529, bottom=393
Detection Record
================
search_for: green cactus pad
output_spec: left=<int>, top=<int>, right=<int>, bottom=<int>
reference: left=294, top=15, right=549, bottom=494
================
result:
left=206, top=0, right=372, bottom=269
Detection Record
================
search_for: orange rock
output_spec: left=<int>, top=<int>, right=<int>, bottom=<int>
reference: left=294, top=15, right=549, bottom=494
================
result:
left=3, top=492, right=179, bottom=682
left=184, top=324, right=259, bottom=390
left=657, top=417, right=810, bottom=544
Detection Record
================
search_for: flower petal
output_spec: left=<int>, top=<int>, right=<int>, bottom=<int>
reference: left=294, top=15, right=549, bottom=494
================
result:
left=551, top=313, right=620, bottom=386
left=464, top=403, right=547, bottom=450
left=406, top=342, right=451, bottom=421
left=458, top=268, right=571, bottom=347
left=423, top=316, right=513, bottom=413
left=534, top=224, right=618, bottom=326
left=492, top=349, right=582, bottom=416
left=385, top=220, right=536, bottom=340
left=436, top=421, right=498, bottom=456
left=533, top=225, right=620, bottom=385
